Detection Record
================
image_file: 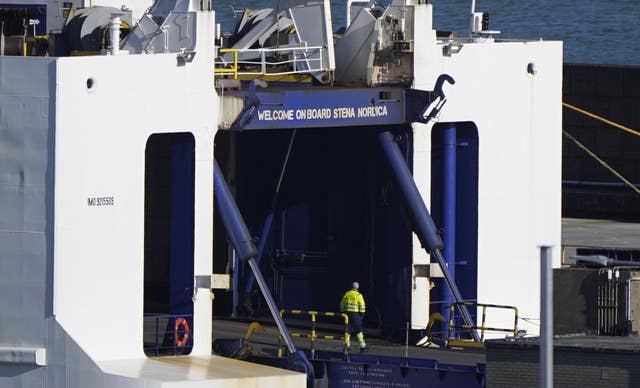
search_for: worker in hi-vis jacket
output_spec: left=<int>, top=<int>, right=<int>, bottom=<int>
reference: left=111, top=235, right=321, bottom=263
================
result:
left=340, top=281, right=367, bottom=353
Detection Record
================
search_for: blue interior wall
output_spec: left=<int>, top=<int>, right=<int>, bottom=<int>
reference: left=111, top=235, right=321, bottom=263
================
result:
left=430, top=123, right=479, bottom=321
left=226, top=126, right=414, bottom=331
left=169, top=135, right=196, bottom=316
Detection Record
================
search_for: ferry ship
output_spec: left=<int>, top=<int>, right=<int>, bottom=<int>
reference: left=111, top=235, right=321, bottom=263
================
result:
left=0, top=0, right=564, bottom=386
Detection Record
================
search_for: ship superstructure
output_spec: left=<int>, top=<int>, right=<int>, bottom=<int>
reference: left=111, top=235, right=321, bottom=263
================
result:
left=0, top=0, right=562, bottom=387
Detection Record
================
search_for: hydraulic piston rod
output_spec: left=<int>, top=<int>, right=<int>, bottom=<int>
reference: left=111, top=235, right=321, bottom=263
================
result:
left=214, top=160, right=297, bottom=354
left=215, top=160, right=315, bottom=381
left=376, top=130, right=480, bottom=342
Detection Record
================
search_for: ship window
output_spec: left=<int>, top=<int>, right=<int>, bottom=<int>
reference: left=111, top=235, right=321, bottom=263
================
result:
left=379, top=91, right=391, bottom=100
left=143, top=132, right=195, bottom=357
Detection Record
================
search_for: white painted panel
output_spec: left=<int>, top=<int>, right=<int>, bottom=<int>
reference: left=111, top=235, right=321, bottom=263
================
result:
left=412, top=6, right=562, bottom=336
left=409, top=3, right=439, bottom=331
left=53, top=11, right=216, bottom=361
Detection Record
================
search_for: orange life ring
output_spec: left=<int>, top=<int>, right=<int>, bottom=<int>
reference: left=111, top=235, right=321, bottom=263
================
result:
left=175, top=317, right=190, bottom=347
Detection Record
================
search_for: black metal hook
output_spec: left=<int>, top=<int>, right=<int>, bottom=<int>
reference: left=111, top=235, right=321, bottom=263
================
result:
left=421, top=74, right=455, bottom=123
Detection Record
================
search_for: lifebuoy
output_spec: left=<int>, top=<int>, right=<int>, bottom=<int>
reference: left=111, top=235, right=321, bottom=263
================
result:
left=175, top=317, right=190, bottom=347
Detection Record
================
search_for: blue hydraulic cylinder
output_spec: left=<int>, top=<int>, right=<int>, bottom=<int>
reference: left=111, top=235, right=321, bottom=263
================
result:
left=377, top=131, right=444, bottom=252
left=213, top=159, right=305, bottom=363
left=442, top=125, right=457, bottom=337
left=243, top=213, right=274, bottom=293
left=214, top=160, right=258, bottom=261
left=377, top=130, right=480, bottom=342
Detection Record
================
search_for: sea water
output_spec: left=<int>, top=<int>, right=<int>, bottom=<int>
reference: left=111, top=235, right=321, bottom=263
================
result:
left=213, top=0, right=640, bottom=65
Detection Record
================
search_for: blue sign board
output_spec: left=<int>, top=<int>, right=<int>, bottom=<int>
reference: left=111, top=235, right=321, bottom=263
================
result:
left=228, top=87, right=408, bottom=130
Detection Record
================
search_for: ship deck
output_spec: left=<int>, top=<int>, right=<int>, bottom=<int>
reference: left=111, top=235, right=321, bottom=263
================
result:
left=212, top=318, right=486, bottom=366
left=211, top=218, right=640, bottom=366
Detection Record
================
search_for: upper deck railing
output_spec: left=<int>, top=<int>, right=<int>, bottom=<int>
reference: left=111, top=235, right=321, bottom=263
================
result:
left=214, top=45, right=326, bottom=78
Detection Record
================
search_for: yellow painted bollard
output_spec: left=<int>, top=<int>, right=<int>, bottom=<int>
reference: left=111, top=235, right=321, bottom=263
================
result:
left=310, top=312, right=317, bottom=359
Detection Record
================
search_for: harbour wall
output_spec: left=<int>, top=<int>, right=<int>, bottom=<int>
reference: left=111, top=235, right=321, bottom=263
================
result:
left=563, top=63, right=640, bottom=220
left=486, top=339, right=640, bottom=388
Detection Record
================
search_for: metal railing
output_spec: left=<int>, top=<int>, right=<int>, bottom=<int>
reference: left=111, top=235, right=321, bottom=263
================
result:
left=214, top=48, right=238, bottom=78
left=143, top=314, right=193, bottom=356
left=447, top=302, right=518, bottom=348
left=277, top=309, right=349, bottom=359
left=214, top=45, right=325, bottom=78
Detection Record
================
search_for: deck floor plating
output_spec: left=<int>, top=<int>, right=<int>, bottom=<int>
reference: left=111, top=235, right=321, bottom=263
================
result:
left=212, top=319, right=486, bottom=366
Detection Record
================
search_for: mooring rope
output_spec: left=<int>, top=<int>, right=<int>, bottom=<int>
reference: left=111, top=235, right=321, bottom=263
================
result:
left=562, top=102, right=640, bottom=196
left=562, top=102, right=640, bottom=138
left=562, top=129, right=640, bottom=196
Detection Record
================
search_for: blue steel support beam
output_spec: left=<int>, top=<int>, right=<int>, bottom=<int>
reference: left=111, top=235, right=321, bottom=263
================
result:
left=442, top=125, right=457, bottom=337
left=376, top=131, right=480, bottom=342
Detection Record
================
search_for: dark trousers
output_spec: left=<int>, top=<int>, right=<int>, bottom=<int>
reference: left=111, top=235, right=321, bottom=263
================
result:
left=347, top=312, right=363, bottom=335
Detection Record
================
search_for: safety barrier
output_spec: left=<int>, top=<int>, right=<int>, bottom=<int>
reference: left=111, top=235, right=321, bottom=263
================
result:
left=214, top=48, right=238, bottom=79
left=214, top=45, right=325, bottom=79
left=277, top=309, right=349, bottom=359
left=447, top=302, right=518, bottom=348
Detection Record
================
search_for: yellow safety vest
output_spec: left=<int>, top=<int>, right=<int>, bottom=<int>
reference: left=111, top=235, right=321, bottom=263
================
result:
left=340, top=289, right=366, bottom=313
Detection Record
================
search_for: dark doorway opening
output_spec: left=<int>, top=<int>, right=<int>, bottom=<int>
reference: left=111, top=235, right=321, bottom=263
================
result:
left=143, top=132, right=195, bottom=356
